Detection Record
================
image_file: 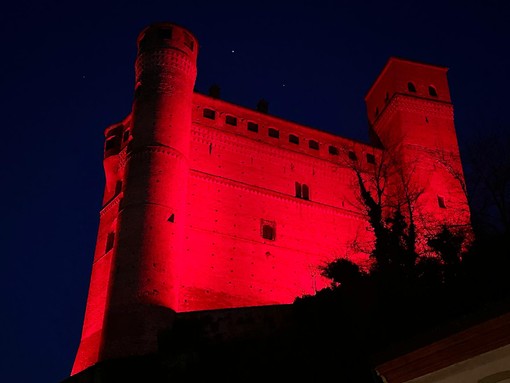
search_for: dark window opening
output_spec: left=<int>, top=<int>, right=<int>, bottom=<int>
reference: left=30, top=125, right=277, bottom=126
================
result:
left=268, top=128, right=279, bottom=138
left=203, top=108, right=215, bottom=119
left=115, top=181, right=122, bottom=195
left=366, top=153, right=376, bottom=164
left=226, top=115, right=237, bottom=126
left=295, top=182, right=310, bottom=200
left=106, top=232, right=115, bottom=253
left=183, top=33, right=194, bottom=50
left=168, top=214, right=175, bottom=223
left=247, top=122, right=259, bottom=132
left=302, top=184, right=309, bottom=200
left=158, top=28, right=173, bottom=40
left=348, top=151, right=358, bottom=161
left=429, top=86, right=438, bottom=97
left=408, top=82, right=416, bottom=93
left=105, top=137, right=119, bottom=151
left=309, top=140, right=319, bottom=150
left=437, top=195, right=446, bottom=209
left=329, top=146, right=339, bottom=155
left=261, top=221, right=276, bottom=241
left=123, top=130, right=130, bottom=142
left=289, top=134, right=299, bottom=144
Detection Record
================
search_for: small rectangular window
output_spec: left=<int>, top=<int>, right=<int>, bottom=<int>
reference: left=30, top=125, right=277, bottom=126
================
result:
left=247, top=122, right=258, bottom=132
left=309, top=140, right=319, bottom=150
left=226, top=115, right=237, bottom=126
left=328, top=146, right=339, bottom=155
left=203, top=108, right=215, bottom=119
left=261, top=220, right=276, bottom=241
left=268, top=128, right=279, bottom=139
left=289, top=134, right=299, bottom=144
left=366, top=153, right=376, bottom=164
left=348, top=151, right=357, bottom=161
left=437, top=195, right=446, bottom=209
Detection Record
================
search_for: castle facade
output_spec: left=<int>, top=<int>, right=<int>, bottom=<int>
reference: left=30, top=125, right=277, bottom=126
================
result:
left=71, top=22, right=470, bottom=375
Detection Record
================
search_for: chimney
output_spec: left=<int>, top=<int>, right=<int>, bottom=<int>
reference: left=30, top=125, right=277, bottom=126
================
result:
left=257, top=99, right=269, bottom=113
left=209, top=84, right=221, bottom=99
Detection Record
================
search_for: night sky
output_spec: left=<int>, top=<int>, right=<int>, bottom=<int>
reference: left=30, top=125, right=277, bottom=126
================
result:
left=2, top=1, right=509, bottom=382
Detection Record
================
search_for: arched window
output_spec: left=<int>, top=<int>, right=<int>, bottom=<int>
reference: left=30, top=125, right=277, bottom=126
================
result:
left=302, top=184, right=309, bottom=200
left=295, top=182, right=310, bottom=200
left=407, top=82, right=416, bottom=93
left=295, top=182, right=302, bottom=198
left=428, top=85, right=438, bottom=97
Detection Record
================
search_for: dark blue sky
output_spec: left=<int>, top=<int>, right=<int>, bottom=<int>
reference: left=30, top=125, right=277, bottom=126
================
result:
left=1, top=1, right=509, bottom=382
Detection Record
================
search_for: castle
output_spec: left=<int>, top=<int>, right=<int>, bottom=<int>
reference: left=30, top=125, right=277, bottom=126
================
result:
left=71, top=22, right=471, bottom=376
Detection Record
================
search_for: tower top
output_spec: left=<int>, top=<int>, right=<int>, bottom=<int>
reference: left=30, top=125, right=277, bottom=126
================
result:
left=365, top=56, right=452, bottom=127
left=136, top=22, right=199, bottom=59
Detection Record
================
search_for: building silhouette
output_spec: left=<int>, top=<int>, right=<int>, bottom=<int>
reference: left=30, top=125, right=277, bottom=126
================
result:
left=69, top=22, right=471, bottom=379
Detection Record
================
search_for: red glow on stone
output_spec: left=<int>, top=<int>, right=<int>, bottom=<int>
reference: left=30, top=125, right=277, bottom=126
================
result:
left=71, top=24, right=471, bottom=376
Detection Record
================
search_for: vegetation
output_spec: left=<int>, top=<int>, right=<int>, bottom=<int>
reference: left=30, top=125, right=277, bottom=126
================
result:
left=293, top=138, right=510, bottom=380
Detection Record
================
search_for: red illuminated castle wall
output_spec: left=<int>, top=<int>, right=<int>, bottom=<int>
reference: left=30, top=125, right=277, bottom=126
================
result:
left=71, top=22, right=471, bottom=375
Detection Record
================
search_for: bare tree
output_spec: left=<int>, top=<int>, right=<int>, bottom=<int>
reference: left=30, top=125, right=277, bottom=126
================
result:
left=339, top=144, right=424, bottom=277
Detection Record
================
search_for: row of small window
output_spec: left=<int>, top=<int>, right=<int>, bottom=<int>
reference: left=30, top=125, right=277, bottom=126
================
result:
left=203, top=108, right=376, bottom=164
left=407, top=82, right=438, bottom=97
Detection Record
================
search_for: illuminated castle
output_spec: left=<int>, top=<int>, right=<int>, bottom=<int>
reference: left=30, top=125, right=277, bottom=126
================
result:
left=71, top=22, right=470, bottom=376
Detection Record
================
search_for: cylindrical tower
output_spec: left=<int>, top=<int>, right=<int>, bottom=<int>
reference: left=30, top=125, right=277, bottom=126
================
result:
left=100, top=23, right=198, bottom=361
